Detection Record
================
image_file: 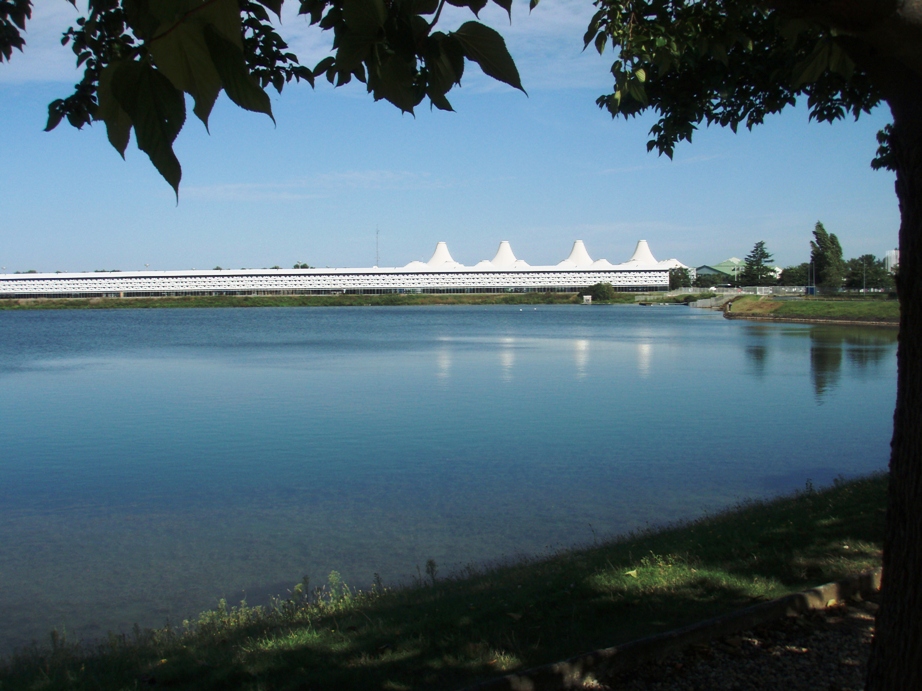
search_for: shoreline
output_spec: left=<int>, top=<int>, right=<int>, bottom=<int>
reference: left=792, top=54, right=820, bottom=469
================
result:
left=0, top=474, right=886, bottom=689
left=0, top=293, right=590, bottom=309
left=720, top=295, right=899, bottom=327
left=724, top=312, right=899, bottom=327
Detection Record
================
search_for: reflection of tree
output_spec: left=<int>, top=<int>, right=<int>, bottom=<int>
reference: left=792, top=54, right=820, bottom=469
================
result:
left=808, top=328, right=897, bottom=399
left=744, top=345, right=768, bottom=377
left=844, top=332, right=898, bottom=370
left=810, top=342, right=842, bottom=401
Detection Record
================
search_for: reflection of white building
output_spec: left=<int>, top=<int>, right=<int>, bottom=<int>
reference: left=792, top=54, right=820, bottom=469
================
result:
left=0, top=240, right=690, bottom=298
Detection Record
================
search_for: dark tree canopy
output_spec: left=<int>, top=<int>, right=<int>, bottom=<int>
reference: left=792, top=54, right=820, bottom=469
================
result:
left=668, top=266, right=692, bottom=289
left=779, top=262, right=810, bottom=286
left=845, top=254, right=895, bottom=291
left=810, top=221, right=846, bottom=290
left=0, top=0, right=526, bottom=195
left=741, top=240, right=776, bottom=286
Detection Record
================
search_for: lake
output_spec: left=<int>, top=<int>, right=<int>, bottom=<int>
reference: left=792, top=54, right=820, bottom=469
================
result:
left=0, top=305, right=897, bottom=655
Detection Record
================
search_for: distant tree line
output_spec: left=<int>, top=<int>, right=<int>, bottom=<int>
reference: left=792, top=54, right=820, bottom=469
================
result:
left=693, top=222, right=896, bottom=292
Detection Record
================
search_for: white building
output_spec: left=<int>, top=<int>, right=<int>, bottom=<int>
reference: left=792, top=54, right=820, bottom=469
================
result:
left=0, top=240, right=689, bottom=298
left=885, top=248, right=900, bottom=273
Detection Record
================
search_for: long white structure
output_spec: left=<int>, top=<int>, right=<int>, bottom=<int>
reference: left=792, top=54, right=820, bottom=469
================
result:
left=0, top=241, right=686, bottom=298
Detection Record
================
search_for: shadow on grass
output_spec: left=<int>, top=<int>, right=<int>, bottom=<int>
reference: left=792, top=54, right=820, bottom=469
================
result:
left=0, top=474, right=886, bottom=691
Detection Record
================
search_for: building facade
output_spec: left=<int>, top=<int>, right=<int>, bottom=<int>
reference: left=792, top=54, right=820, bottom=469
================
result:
left=1, top=240, right=686, bottom=299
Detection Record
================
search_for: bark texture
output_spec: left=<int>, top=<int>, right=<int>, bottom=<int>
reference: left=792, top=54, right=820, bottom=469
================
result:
left=865, top=71, right=922, bottom=690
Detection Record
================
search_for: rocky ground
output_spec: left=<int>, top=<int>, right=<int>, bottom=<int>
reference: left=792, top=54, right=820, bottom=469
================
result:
left=594, top=595, right=879, bottom=691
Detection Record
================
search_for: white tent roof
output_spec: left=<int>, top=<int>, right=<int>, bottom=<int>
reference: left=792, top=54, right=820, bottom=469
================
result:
left=426, top=242, right=461, bottom=269
left=557, top=240, right=594, bottom=268
left=628, top=240, right=658, bottom=264
left=491, top=241, right=517, bottom=268
left=392, top=239, right=675, bottom=272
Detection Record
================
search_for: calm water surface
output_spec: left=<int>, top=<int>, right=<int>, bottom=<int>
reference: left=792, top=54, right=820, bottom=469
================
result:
left=0, top=305, right=897, bottom=654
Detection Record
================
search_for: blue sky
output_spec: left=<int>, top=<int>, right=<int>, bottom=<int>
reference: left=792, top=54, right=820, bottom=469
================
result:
left=0, top=1, right=899, bottom=273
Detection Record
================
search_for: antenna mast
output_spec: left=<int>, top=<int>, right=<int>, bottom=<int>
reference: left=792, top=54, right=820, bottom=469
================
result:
left=376, top=227, right=379, bottom=267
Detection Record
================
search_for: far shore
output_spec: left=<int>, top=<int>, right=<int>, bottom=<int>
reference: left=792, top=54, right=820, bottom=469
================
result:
left=0, top=292, right=664, bottom=310
left=0, top=293, right=901, bottom=327
left=0, top=293, right=592, bottom=310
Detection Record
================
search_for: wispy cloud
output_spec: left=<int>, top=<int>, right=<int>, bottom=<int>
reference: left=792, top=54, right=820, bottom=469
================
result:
left=0, top=2, right=85, bottom=84
left=184, top=169, right=452, bottom=201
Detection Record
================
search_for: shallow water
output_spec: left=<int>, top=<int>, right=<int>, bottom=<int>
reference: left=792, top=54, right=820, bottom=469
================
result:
left=0, top=305, right=897, bottom=654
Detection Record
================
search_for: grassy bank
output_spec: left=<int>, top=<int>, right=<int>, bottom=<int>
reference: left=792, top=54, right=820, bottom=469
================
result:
left=728, top=295, right=899, bottom=323
left=0, top=474, right=886, bottom=691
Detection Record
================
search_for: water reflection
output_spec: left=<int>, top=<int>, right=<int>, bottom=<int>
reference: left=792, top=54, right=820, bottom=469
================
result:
left=636, top=342, right=652, bottom=377
left=811, top=340, right=843, bottom=402
left=745, top=345, right=768, bottom=378
left=808, top=327, right=897, bottom=402
left=436, top=348, right=452, bottom=381
left=573, top=339, right=589, bottom=379
left=500, top=337, right=515, bottom=382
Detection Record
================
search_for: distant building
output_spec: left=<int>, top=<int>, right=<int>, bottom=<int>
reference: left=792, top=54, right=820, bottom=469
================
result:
left=885, top=248, right=900, bottom=272
left=696, top=258, right=781, bottom=285
left=695, top=264, right=731, bottom=277
left=696, top=258, right=743, bottom=282
left=0, top=240, right=693, bottom=298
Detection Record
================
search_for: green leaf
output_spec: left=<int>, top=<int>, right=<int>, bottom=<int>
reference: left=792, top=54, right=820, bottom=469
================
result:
left=427, top=40, right=461, bottom=95
left=447, top=0, right=488, bottom=17
left=452, top=21, right=524, bottom=93
left=343, top=0, right=385, bottom=34
left=96, top=61, right=133, bottom=156
left=412, top=0, right=440, bottom=14
left=257, top=0, right=284, bottom=18
left=177, top=0, right=242, bottom=48
left=111, top=61, right=185, bottom=195
left=44, top=100, right=66, bottom=132
left=204, top=24, right=274, bottom=120
left=426, top=85, right=454, bottom=112
left=148, top=17, right=222, bottom=127
left=792, top=41, right=830, bottom=88
left=335, top=30, right=375, bottom=73
left=439, top=34, right=465, bottom=83
left=373, top=54, right=422, bottom=113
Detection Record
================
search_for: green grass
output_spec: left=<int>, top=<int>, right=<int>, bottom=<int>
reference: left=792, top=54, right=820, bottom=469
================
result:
left=730, top=295, right=899, bottom=323
left=0, top=474, right=886, bottom=691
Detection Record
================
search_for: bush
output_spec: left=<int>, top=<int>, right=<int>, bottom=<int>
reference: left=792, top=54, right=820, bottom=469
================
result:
left=580, top=282, right=617, bottom=301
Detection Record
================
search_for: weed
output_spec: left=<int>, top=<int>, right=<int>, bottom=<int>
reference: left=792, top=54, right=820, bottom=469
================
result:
left=0, top=474, right=886, bottom=691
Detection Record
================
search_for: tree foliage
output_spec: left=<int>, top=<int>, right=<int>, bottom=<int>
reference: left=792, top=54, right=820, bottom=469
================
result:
left=810, top=220, right=845, bottom=291
left=740, top=240, right=776, bottom=286
left=779, top=262, right=809, bottom=286
left=584, top=1, right=884, bottom=161
left=668, top=266, right=692, bottom=289
left=0, top=0, right=525, bottom=196
left=845, top=254, right=895, bottom=291
left=692, top=272, right=728, bottom=288
left=581, top=281, right=617, bottom=301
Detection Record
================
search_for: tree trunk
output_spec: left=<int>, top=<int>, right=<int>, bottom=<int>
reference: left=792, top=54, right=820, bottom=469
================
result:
left=866, top=72, right=922, bottom=689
